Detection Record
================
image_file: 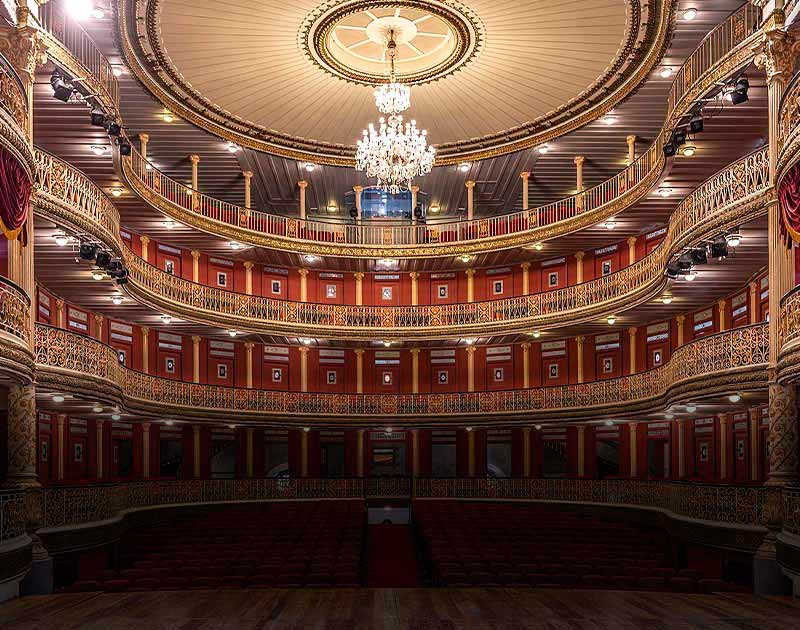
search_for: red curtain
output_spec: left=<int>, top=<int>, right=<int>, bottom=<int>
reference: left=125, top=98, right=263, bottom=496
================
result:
left=780, top=161, right=800, bottom=243
left=0, top=145, right=31, bottom=242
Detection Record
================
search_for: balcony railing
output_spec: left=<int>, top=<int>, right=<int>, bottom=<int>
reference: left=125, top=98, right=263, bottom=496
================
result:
left=34, top=323, right=768, bottom=421
left=0, top=489, right=26, bottom=542
left=0, top=52, right=30, bottom=150
left=122, top=148, right=770, bottom=339
left=0, top=276, right=31, bottom=347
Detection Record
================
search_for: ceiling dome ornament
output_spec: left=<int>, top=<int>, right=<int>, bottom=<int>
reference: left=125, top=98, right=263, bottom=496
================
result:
left=356, top=30, right=435, bottom=193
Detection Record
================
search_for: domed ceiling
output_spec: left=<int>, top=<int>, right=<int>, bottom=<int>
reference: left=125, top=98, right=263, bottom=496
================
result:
left=121, top=0, right=674, bottom=164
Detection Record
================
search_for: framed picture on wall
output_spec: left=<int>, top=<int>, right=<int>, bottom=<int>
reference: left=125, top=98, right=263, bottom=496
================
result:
left=272, top=368, right=282, bottom=382
left=548, top=364, right=559, bottom=379
left=41, top=442, right=48, bottom=462
left=493, top=280, right=503, bottom=295
left=326, top=284, right=337, bottom=299
left=381, top=286, right=393, bottom=301
left=438, top=370, right=448, bottom=384
left=437, top=285, right=448, bottom=299
left=603, top=358, right=613, bottom=373
left=74, top=443, right=83, bottom=463
left=652, top=350, right=662, bottom=366
left=548, top=272, right=558, bottom=287
left=700, top=442, right=709, bottom=462
left=327, top=370, right=337, bottom=384
left=271, top=280, right=281, bottom=294
left=166, top=358, right=175, bottom=374
left=382, top=371, right=392, bottom=385
left=217, top=364, right=228, bottom=379
left=602, top=260, right=612, bottom=276
left=165, top=260, right=175, bottom=275
left=217, top=272, right=228, bottom=287
left=493, top=367, right=504, bottom=382
left=118, top=350, right=126, bottom=365
left=737, top=439, right=745, bottom=460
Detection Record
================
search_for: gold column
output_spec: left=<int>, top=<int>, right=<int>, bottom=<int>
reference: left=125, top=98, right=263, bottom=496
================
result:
left=354, top=272, right=364, bottom=306
left=574, top=155, right=585, bottom=192
left=301, top=429, right=309, bottom=478
left=626, top=135, right=636, bottom=164
left=245, top=342, right=254, bottom=389
left=409, top=272, right=419, bottom=305
left=411, top=429, right=420, bottom=477
left=299, top=346, right=309, bottom=393
left=189, top=154, right=200, bottom=192
left=140, top=235, right=150, bottom=263
left=718, top=413, right=728, bottom=480
left=139, top=133, right=149, bottom=160
left=246, top=428, right=254, bottom=477
left=56, top=413, right=66, bottom=481
left=192, top=335, right=201, bottom=383
left=142, top=327, right=150, bottom=374
left=676, top=314, right=685, bottom=347
left=4, top=385, right=39, bottom=487
left=465, top=269, right=475, bottom=303
left=244, top=261, right=254, bottom=295
left=576, top=336, right=585, bottom=384
left=749, top=407, right=760, bottom=481
left=522, top=427, right=531, bottom=477
left=575, top=251, right=584, bottom=283
left=142, top=422, right=150, bottom=479
left=410, top=185, right=419, bottom=222
left=717, top=299, right=727, bottom=331
left=629, top=422, right=638, bottom=477
left=465, top=180, right=476, bottom=221
left=521, top=342, right=531, bottom=388
left=411, top=348, right=420, bottom=394
left=628, top=327, right=637, bottom=374
left=356, top=429, right=365, bottom=477
left=520, top=171, right=530, bottom=211
left=298, top=268, right=309, bottom=302
left=298, top=180, right=308, bottom=220
left=749, top=281, right=759, bottom=323
left=191, top=250, right=201, bottom=282
left=96, top=419, right=104, bottom=480
left=94, top=314, right=104, bottom=339
left=467, top=429, right=476, bottom=477
left=355, top=349, right=364, bottom=393
left=466, top=346, right=476, bottom=392
left=627, top=236, right=637, bottom=265
left=677, top=419, right=686, bottom=479
left=521, top=262, right=531, bottom=295
left=353, top=185, right=363, bottom=222
left=577, top=426, right=585, bottom=477
left=55, top=299, right=65, bottom=328
left=243, top=170, right=253, bottom=209
left=193, top=425, right=201, bottom=478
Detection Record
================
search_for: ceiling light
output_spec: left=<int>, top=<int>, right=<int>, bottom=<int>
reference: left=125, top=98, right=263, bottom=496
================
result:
left=603, top=218, right=617, bottom=230
left=112, top=66, right=123, bottom=77
left=465, top=426, right=473, bottom=432
left=228, top=330, right=238, bottom=337
left=111, top=413, right=121, bottom=421
left=111, top=294, right=124, bottom=305
left=537, top=144, right=550, bottom=154
left=228, top=424, right=236, bottom=429
left=683, top=7, right=697, bottom=20
left=429, top=204, right=440, bottom=214
left=91, top=269, right=105, bottom=281
left=459, top=254, right=473, bottom=263
left=458, top=162, right=471, bottom=173
left=684, top=269, right=697, bottom=281
left=162, top=112, right=174, bottom=123
left=533, top=242, right=543, bottom=251
left=607, top=315, right=616, bottom=325
left=302, top=254, right=319, bottom=264
left=160, top=314, right=172, bottom=324
left=659, top=67, right=673, bottom=79
left=66, top=0, right=93, bottom=20
left=91, top=6, right=105, bottom=19
left=661, top=296, right=673, bottom=305
left=53, top=232, right=69, bottom=246
left=90, top=145, right=108, bottom=156
left=464, top=338, right=476, bottom=345
left=226, top=142, right=240, bottom=153
left=52, top=394, right=65, bottom=403
left=300, top=338, right=312, bottom=345
left=604, top=420, right=614, bottom=426
left=664, top=413, right=674, bottom=420
left=680, top=145, right=696, bottom=157
left=385, top=427, right=393, bottom=434
left=303, top=427, right=310, bottom=432
left=382, top=340, right=392, bottom=347
left=92, top=404, right=103, bottom=413
left=164, top=420, right=174, bottom=426
left=535, top=424, right=542, bottom=430
left=326, top=202, right=338, bottom=214
left=531, top=331, right=541, bottom=339
left=657, top=187, right=672, bottom=198
left=110, top=187, right=123, bottom=197
left=164, top=219, right=180, bottom=230
left=229, top=241, right=242, bottom=250
left=686, top=405, right=697, bottom=413
left=601, top=114, right=616, bottom=125
left=728, top=394, right=741, bottom=403
left=726, top=232, right=742, bottom=248
left=304, top=162, right=315, bottom=172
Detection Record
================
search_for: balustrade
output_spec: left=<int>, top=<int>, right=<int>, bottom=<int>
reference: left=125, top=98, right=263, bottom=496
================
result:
left=0, top=276, right=31, bottom=347
left=0, top=489, right=26, bottom=542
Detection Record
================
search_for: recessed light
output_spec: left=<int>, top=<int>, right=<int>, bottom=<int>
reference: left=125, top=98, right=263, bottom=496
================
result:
left=728, top=394, right=741, bottom=403
left=382, top=340, right=391, bottom=347
left=326, top=203, right=338, bottom=213
left=90, top=145, right=108, bottom=156
left=686, top=405, right=697, bottom=413
left=680, top=145, right=696, bottom=157
left=92, top=404, right=103, bottom=413
left=531, top=331, right=541, bottom=339
left=465, top=426, right=473, bottom=432
left=300, top=338, right=312, bottom=345
left=459, top=254, right=473, bottom=263
left=535, top=424, right=542, bottom=430
left=162, top=112, right=175, bottom=123
left=160, top=314, right=172, bottom=324
left=537, top=144, right=549, bottom=154
left=604, top=420, right=614, bottom=426
left=684, top=270, right=697, bottom=281
left=607, top=315, right=617, bottom=325
left=111, top=413, right=121, bottom=421
left=111, top=294, right=124, bottom=305
left=429, top=205, right=440, bottom=214
left=226, top=142, right=240, bottom=153
left=664, top=413, right=674, bottom=420
left=726, top=232, right=742, bottom=248
left=464, top=338, right=476, bottom=345
left=91, top=269, right=105, bottom=281
left=657, top=187, right=672, bottom=198
left=659, top=67, right=673, bottom=79
left=229, top=241, right=242, bottom=250
left=533, top=242, right=543, bottom=251
left=112, top=66, right=123, bottom=77
left=163, top=219, right=180, bottom=230
left=458, top=162, right=471, bottom=173
left=683, top=7, right=697, bottom=21
left=164, top=420, right=174, bottom=426
left=110, top=187, right=123, bottom=197
left=52, top=395, right=65, bottom=403
left=601, top=114, right=616, bottom=125
left=53, top=232, right=70, bottom=246
left=304, top=162, right=316, bottom=172
left=228, top=330, right=238, bottom=337
left=661, top=296, right=673, bottom=305
left=385, top=427, right=393, bottom=433
left=228, top=424, right=236, bottom=429
left=303, top=254, right=319, bottom=264
left=603, top=218, right=617, bottom=230
left=303, top=427, right=310, bottom=432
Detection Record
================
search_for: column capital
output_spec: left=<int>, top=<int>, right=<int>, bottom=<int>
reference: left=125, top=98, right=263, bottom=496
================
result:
left=242, top=170, right=253, bottom=179
left=55, top=298, right=64, bottom=309
left=576, top=335, right=585, bottom=345
left=354, top=348, right=365, bottom=357
left=573, top=155, right=585, bottom=166
left=354, top=272, right=365, bottom=280
left=521, top=342, right=531, bottom=351
left=139, top=235, right=150, bottom=246
left=717, top=298, right=726, bottom=311
left=676, top=314, right=685, bottom=324
left=626, top=134, right=637, bottom=145
left=0, top=24, right=48, bottom=83
left=574, top=251, right=584, bottom=261
left=520, top=171, right=530, bottom=180
left=520, top=262, right=531, bottom=271
left=749, top=280, right=758, bottom=293
left=298, top=346, right=310, bottom=355
left=189, top=154, right=201, bottom=164
left=465, top=268, right=476, bottom=278
left=409, top=271, right=419, bottom=280
left=465, top=180, right=476, bottom=189
left=465, top=345, right=477, bottom=355
left=94, top=313, right=104, bottom=325
left=96, top=418, right=105, bottom=427
left=141, top=421, right=151, bottom=433
left=627, top=326, right=637, bottom=337
left=298, top=268, right=309, bottom=277
left=192, top=335, right=201, bottom=344
left=410, top=185, right=420, bottom=193
left=141, top=327, right=150, bottom=336
left=353, top=185, right=363, bottom=193
left=139, top=133, right=150, bottom=143
left=298, top=180, right=309, bottom=189
left=410, top=347, right=421, bottom=356
left=244, top=341, right=255, bottom=350
left=191, top=249, right=201, bottom=261
left=576, top=424, right=586, bottom=435
left=627, top=236, right=637, bottom=247
left=717, top=412, right=729, bottom=424
left=754, top=24, right=800, bottom=85
left=243, top=260, right=255, bottom=271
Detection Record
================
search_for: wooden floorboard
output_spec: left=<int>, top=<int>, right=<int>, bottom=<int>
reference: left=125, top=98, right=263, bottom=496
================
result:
left=1, top=588, right=799, bottom=630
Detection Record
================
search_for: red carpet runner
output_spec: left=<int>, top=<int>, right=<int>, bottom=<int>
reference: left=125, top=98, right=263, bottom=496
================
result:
left=366, top=524, right=421, bottom=587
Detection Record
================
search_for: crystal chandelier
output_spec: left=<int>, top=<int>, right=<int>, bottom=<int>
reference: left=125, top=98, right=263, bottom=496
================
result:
left=356, top=31, right=435, bottom=194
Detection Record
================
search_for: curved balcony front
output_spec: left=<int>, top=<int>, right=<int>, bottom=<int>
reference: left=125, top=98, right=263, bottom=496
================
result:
left=34, top=322, right=768, bottom=425
left=117, top=3, right=762, bottom=258
left=0, top=276, right=35, bottom=384
left=0, top=53, right=34, bottom=179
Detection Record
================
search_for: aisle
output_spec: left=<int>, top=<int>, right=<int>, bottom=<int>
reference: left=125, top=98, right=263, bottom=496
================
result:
left=366, top=524, right=421, bottom=587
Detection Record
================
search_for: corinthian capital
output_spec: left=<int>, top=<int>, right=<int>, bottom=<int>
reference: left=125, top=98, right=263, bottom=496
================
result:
left=0, top=24, right=48, bottom=84
left=753, top=25, right=800, bottom=85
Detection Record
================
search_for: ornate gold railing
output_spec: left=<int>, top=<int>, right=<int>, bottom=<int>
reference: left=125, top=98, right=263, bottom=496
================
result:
left=32, top=148, right=121, bottom=250
left=0, top=489, right=26, bottom=542
left=36, top=1, right=119, bottom=114
left=123, top=148, right=771, bottom=339
left=783, top=486, right=800, bottom=537
left=0, top=276, right=31, bottom=347
left=414, top=478, right=777, bottom=529
left=34, top=323, right=768, bottom=422
left=0, top=51, right=31, bottom=165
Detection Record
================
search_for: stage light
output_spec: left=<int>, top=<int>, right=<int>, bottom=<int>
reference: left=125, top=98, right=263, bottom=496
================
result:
left=728, top=394, right=741, bottom=403
left=110, top=294, right=123, bottom=305
left=677, top=254, right=692, bottom=271
left=117, top=137, right=131, bottom=156
left=79, top=243, right=98, bottom=260
left=607, top=315, right=616, bottom=325
left=726, top=232, right=742, bottom=248
left=106, top=120, right=121, bottom=136
left=91, top=269, right=105, bottom=281
left=689, top=115, right=703, bottom=134
left=659, top=67, right=673, bottom=79
left=95, top=251, right=112, bottom=268
left=53, top=232, right=70, bottom=246
left=672, top=129, right=687, bottom=146
left=50, top=73, right=74, bottom=102
left=663, top=141, right=676, bottom=157
left=90, top=108, right=106, bottom=127
left=680, top=145, right=696, bottom=157
left=683, top=7, right=697, bottom=20
left=730, top=77, right=749, bottom=105
left=666, top=261, right=679, bottom=279
left=710, top=237, right=729, bottom=259
left=160, top=314, right=172, bottom=324
left=689, top=248, right=707, bottom=265
left=458, top=162, right=471, bottom=173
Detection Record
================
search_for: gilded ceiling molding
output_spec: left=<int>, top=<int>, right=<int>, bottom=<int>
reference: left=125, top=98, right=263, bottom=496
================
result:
left=34, top=322, right=768, bottom=426
left=117, top=0, right=677, bottom=165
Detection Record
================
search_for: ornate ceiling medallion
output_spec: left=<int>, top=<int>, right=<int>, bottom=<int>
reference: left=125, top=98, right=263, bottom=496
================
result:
left=301, top=0, right=483, bottom=86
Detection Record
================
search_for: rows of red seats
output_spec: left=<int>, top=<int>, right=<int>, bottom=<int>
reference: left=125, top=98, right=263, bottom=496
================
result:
left=413, top=501, right=747, bottom=593
left=66, top=501, right=364, bottom=591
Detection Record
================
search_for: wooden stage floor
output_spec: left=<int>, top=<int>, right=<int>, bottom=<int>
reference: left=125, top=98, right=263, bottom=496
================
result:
left=1, top=588, right=799, bottom=630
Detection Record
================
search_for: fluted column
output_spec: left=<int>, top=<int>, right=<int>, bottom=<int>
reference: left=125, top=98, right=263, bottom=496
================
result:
left=245, top=342, right=254, bottom=389
left=246, top=428, right=254, bottom=477
left=628, top=327, right=637, bottom=374
left=140, top=235, right=150, bottom=263
left=56, top=413, right=66, bottom=481
left=576, top=336, right=585, bottom=383
left=465, top=269, right=475, bottom=303
left=142, top=422, right=151, bottom=479
left=298, top=268, right=309, bottom=302
left=409, top=272, right=419, bottom=305
left=411, top=429, right=420, bottom=477
left=192, top=335, right=201, bottom=383
left=94, top=314, right=104, bottom=339
left=626, top=135, right=636, bottom=164
left=574, top=155, right=585, bottom=192
left=55, top=299, right=65, bottom=328
left=521, top=342, right=531, bottom=388
left=355, top=349, right=364, bottom=393
left=520, top=262, right=531, bottom=295
left=299, top=346, right=309, bottom=392
left=354, top=272, right=364, bottom=305
left=410, top=185, right=419, bottom=222
left=627, top=236, right=637, bottom=265
left=677, top=419, right=686, bottom=479
left=96, top=419, right=105, bottom=480
left=298, top=181, right=308, bottom=220
left=142, top=327, right=150, bottom=374
left=243, top=170, right=253, bottom=209
left=3, top=384, right=38, bottom=488
left=749, top=280, right=759, bottom=323
left=191, top=250, right=201, bottom=282
left=356, top=429, right=365, bottom=477
left=465, top=180, right=476, bottom=221
left=520, top=171, right=530, bottom=211
left=411, top=348, right=420, bottom=394
left=353, top=185, right=363, bottom=222
left=139, top=133, right=149, bottom=160
left=466, top=346, right=476, bottom=392
left=244, top=261, right=254, bottom=295
left=676, top=315, right=685, bottom=347
left=629, top=422, right=638, bottom=478
left=574, top=251, right=584, bottom=283
left=749, top=407, right=761, bottom=481
left=189, top=154, right=200, bottom=195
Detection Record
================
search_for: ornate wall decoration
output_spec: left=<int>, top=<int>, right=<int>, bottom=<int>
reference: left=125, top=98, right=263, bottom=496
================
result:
left=768, top=382, right=799, bottom=485
left=4, top=384, right=38, bottom=487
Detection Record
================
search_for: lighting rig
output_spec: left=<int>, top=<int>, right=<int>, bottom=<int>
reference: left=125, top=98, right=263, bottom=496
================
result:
left=664, top=229, right=743, bottom=281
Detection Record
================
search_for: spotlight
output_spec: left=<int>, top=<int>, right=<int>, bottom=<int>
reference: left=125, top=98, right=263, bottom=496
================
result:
left=90, top=108, right=106, bottom=127
left=689, top=115, right=703, bottom=134
left=607, top=315, right=616, bottom=325
left=659, top=67, right=673, bottom=79
left=429, top=205, right=440, bottom=214
left=106, top=120, right=121, bottom=136
left=160, top=314, right=172, bottom=324
left=726, top=232, right=742, bottom=248
left=110, top=187, right=123, bottom=197
left=95, top=251, right=112, bottom=268
left=680, top=145, right=696, bottom=157
left=730, top=77, right=749, bottom=105
left=666, top=261, right=680, bottom=279
left=537, top=144, right=550, bottom=154
left=304, top=162, right=315, bottom=172
left=91, top=269, right=105, bottom=281
left=110, top=294, right=123, bottom=305
left=689, top=248, right=707, bottom=265
left=683, top=7, right=697, bottom=20
left=672, top=128, right=687, bottom=146
left=458, top=162, right=471, bottom=173
left=50, top=72, right=74, bottom=102
left=117, top=137, right=131, bottom=156
left=710, top=237, right=729, bottom=259
left=90, top=144, right=108, bottom=156
left=53, top=232, right=70, bottom=246
left=663, top=141, right=676, bottom=157
left=728, top=394, right=741, bottom=403
left=684, top=269, right=697, bottom=281
left=79, top=243, right=98, bottom=260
